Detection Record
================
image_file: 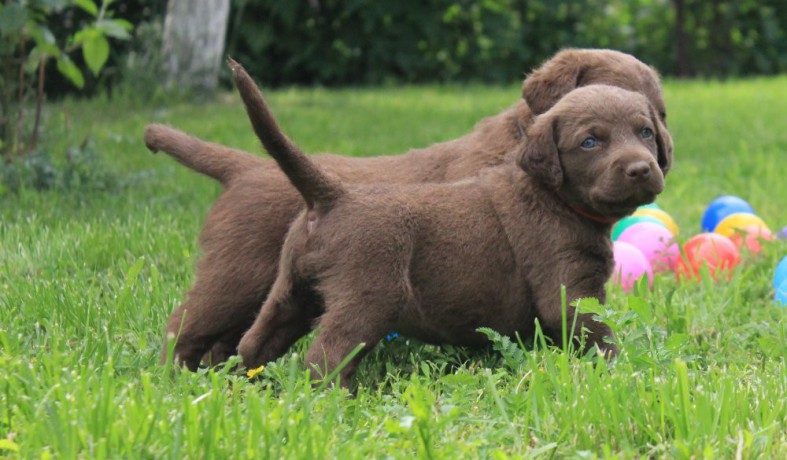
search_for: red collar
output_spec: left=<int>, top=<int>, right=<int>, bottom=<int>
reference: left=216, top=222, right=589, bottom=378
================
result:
left=568, top=203, right=620, bottom=225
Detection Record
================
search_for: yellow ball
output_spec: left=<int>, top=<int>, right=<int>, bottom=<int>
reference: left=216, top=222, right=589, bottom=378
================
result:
left=713, top=212, right=769, bottom=237
left=633, top=208, right=679, bottom=236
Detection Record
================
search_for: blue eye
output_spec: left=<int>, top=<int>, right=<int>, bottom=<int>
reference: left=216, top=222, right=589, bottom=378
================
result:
left=580, top=137, right=598, bottom=149
left=641, top=127, right=654, bottom=139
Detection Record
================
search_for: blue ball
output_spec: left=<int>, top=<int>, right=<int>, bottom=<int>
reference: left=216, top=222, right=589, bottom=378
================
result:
left=701, top=195, right=755, bottom=232
left=776, top=279, right=787, bottom=307
left=774, top=256, right=787, bottom=290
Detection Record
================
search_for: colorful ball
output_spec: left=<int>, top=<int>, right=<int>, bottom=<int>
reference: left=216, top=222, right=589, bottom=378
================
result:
left=701, top=195, right=754, bottom=232
left=633, top=208, right=679, bottom=236
left=776, top=279, right=787, bottom=307
left=727, top=225, right=774, bottom=255
left=714, top=213, right=768, bottom=238
left=616, top=222, right=679, bottom=272
left=612, top=215, right=667, bottom=241
left=638, top=203, right=661, bottom=210
left=612, top=241, right=653, bottom=292
left=675, top=233, right=741, bottom=281
left=774, top=256, right=787, bottom=290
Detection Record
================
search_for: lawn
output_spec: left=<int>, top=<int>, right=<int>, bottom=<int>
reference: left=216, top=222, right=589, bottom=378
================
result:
left=1, top=76, right=786, bottom=458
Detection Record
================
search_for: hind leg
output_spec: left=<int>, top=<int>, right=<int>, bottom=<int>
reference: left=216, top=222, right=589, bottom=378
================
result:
left=302, top=237, right=415, bottom=387
left=201, top=330, right=244, bottom=366
left=305, top=313, right=390, bottom=389
left=161, top=285, right=262, bottom=370
left=160, top=251, right=277, bottom=370
left=304, top=281, right=406, bottom=388
left=237, top=274, right=320, bottom=369
left=161, top=184, right=300, bottom=369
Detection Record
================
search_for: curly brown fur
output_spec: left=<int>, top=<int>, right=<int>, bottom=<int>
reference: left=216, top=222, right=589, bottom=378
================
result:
left=151, top=49, right=673, bottom=370
left=230, top=61, right=670, bottom=386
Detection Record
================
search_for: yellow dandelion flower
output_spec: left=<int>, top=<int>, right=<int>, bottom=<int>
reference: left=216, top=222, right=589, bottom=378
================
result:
left=247, top=365, right=265, bottom=379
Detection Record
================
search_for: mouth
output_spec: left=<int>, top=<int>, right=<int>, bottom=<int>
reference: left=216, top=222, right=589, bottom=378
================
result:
left=563, top=172, right=664, bottom=222
left=590, top=193, right=658, bottom=218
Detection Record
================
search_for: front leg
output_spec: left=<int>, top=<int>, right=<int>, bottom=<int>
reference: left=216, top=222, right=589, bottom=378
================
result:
left=533, top=259, right=618, bottom=358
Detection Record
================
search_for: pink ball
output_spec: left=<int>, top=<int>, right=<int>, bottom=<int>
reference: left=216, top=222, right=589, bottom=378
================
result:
left=617, top=222, right=679, bottom=272
left=612, top=241, right=653, bottom=292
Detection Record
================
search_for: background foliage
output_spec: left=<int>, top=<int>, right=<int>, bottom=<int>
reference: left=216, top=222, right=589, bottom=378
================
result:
left=18, top=0, right=787, bottom=95
left=226, top=0, right=787, bottom=86
left=13, top=0, right=165, bottom=98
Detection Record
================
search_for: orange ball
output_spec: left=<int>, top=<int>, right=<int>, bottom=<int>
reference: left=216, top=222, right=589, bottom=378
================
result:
left=675, top=233, right=741, bottom=281
left=727, top=225, right=775, bottom=255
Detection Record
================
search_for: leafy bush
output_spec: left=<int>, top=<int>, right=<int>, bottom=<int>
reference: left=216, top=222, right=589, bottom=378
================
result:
left=0, top=138, right=116, bottom=195
left=112, top=18, right=167, bottom=103
left=226, top=0, right=787, bottom=86
left=227, top=0, right=549, bottom=86
left=0, top=0, right=130, bottom=193
left=0, top=0, right=131, bottom=157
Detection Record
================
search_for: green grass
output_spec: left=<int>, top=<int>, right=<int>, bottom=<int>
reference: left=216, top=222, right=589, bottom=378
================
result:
left=2, top=76, right=787, bottom=458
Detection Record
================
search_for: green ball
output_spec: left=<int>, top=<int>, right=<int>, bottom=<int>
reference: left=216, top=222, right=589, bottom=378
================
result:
left=611, top=215, right=667, bottom=241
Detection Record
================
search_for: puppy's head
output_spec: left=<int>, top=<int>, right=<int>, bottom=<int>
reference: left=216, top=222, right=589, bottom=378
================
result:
left=518, top=85, right=669, bottom=219
left=522, top=49, right=672, bottom=175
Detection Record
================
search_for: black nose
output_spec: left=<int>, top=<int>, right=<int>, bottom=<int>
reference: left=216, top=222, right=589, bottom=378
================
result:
left=624, top=161, right=652, bottom=181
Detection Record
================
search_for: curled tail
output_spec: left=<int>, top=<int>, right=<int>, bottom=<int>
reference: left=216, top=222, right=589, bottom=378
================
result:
left=229, top=58, right=345, bottom=209
left=143, top=124, right=261, bottom=185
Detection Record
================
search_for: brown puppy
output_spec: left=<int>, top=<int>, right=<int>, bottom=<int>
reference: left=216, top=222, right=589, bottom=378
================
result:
left=229, top=60, right=671, bottom=386
left=149, top=49, right=672, bottom=370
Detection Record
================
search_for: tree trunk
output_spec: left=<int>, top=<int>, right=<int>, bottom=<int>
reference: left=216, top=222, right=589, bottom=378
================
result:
left=161, top=0, right=230, bottom=91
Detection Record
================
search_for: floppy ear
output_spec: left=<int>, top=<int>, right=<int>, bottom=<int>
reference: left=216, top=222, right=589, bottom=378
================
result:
left=518, top=116, right=562, bottom=189
left=522, top=49, right=589, bottom=115
left=649, top=104, right=673, bottom=176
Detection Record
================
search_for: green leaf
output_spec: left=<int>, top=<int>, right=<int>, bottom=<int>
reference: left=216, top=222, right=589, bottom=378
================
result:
left=0, top=3, right=28, bottom=36
left=24, top=46, right=55, bottom=73
left=27, top=24, right=56, bottom=46
left=29, top=41, right=61, bottom=58
left=477, top=327, right=525, bottom=368
left=0, top=439, right=20, bottom=452
left=113, top=18, right=134, bottom=31
left=628, top=296, right=653, bottom=323
left=528, top=442, right=558, bottom=457
left=83, top=34, right=110, bottom=76
left=57, top=56, right=85, bottom=88
left=75, top=0, right=99, bottom=16
left=25, top=43, right=60, bottom=72
left=72, top=26, right=102, bottom=46
left=663, top=333, right=689, bottom=351
left=572, top=297, right=604, bottom=315
left=96, top=19, right=132, bottom=40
